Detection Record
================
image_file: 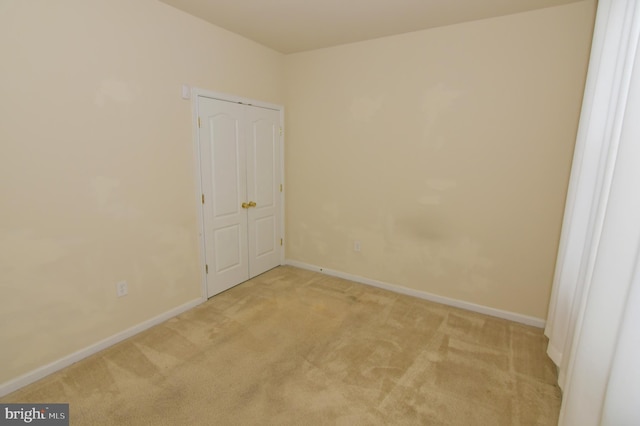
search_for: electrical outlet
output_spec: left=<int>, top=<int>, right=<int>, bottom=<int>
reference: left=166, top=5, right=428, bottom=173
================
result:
left=117, top=281, right=128, bottom=297
left=354, top=240, right=361, bottom=252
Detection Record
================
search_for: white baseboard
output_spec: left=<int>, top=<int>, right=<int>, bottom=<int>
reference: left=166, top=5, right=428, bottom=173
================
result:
left=285, top=260, right=546, bottom=328
left=0, top=297, right=204, bottom=398
left=1, top=263, right=546, bottom=397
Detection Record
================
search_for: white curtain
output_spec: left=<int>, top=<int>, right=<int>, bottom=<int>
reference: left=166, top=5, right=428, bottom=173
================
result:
left=545, top=0, right=640, bottom=424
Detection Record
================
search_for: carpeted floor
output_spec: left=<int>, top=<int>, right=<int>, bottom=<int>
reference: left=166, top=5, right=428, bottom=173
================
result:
left=1, top=266, right=561, bottom=425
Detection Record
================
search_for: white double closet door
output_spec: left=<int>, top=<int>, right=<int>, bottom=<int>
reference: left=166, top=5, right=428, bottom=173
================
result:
left=198, top=96, right=282, bottom=297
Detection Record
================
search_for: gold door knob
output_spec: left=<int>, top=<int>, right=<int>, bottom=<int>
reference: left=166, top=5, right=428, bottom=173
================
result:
left=248, top=201, right=257, bottom=208
left=241, top=202, right=249, bottom=209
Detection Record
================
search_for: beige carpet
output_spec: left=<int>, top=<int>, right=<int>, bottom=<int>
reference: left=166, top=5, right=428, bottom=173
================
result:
left=2, top=266, right=561, bottom=425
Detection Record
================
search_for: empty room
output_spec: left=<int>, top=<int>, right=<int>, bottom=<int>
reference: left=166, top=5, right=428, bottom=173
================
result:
left=2, top=0, right=639, bottom=425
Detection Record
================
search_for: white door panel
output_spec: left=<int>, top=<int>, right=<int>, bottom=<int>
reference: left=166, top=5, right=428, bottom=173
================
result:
left=199, top=99, right=248, bottom=296
left=213, top=225, right=242, bottom=272
left=211, top=114, right=241, bottom=217
left=198, top=95, right=282, bottom=297
left=246, top=107, right=281, bottom=277
left=254, top=216, right=276, bottom=256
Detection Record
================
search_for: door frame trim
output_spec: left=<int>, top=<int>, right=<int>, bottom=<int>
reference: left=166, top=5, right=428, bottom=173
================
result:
left=191, top=88, right=285, bottom=299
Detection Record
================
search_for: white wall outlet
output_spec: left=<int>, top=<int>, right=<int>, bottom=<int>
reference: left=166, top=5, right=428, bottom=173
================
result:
left=116, top=281, right=128, bottom=297
left=354, top=240, right=361, bottom=252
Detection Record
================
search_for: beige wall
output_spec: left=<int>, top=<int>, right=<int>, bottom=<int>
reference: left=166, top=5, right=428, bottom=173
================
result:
left=0, top=0, right=283, bottom=384
left=284, top=1, right=595, bottom=319
left=0, top=0, right=595, bottom=389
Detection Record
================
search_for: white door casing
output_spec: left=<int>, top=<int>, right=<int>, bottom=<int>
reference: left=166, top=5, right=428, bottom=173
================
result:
left=197, top=94, right=282, bottom=297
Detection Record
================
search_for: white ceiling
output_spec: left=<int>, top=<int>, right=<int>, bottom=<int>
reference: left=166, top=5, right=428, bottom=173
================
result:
left=159, top=0, right=584, bottom=54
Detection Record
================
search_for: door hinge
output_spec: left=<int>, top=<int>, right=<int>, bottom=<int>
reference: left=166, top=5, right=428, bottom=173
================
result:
left=279, top=126, right=283, bottom=136
left=205, top=264, right=209, bottom=274
left=198, top=117, right=201, bottom=128
left=280, top=184, right=283, bottom=192
left=280, top=238, right=283, bottom=246
left=201, top=194, right=205, bottom=204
